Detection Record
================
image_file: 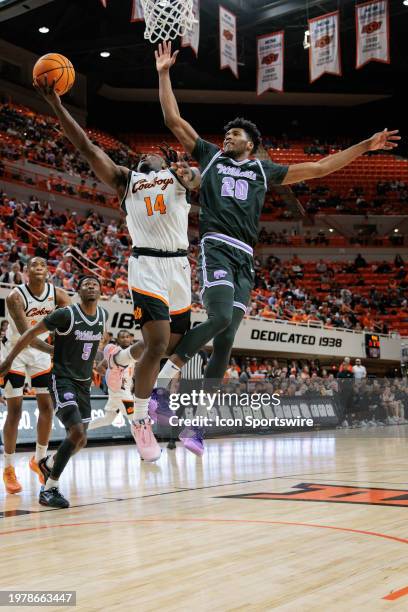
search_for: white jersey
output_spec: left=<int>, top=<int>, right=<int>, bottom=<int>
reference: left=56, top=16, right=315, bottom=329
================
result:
left=121, top=168, right=190, bottom=251
left=108, top=361, right=135, bottom=401
left=7, top=283, right=56, bottom=345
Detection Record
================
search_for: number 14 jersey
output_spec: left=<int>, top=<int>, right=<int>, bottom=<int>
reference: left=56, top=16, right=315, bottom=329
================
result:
left=121, top=168, right=190, bottom=252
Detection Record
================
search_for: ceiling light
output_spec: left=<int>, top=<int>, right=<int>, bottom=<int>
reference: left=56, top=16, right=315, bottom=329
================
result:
left=38, top=26, right=50, bottom=34
left=329, top=228, right=334, bottom=233
left=100, top=51, right=110, bottom=58
left=394, top=228, right=399, bottom=233
left=403, top=1, right=408, bottom=6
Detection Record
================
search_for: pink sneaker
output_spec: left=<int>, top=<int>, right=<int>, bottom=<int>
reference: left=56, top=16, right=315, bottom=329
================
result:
left=131, top=419, right=161, bottom=462
left=104, top=344, right=125, bottom=393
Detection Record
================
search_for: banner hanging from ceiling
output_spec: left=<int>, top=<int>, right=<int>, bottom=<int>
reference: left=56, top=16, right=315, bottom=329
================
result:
left=219, top=5, right=238, bottom=78
left=356, top=0, right=390, bottom=69
left=131, top=0, right=144, bottom=22
left=181, top=0, right=200, bottom=56
left=256, top=31, right=284, bottom=95
left=308, top=11, right=341, bottom=83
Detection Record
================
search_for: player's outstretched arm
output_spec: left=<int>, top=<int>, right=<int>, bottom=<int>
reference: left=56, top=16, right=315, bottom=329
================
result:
left=282, top=129, right=400, bottom=185
left=33, top=78, right=128, bottom=197
left=156, top=41, right=199, bottom=155
left=6, top=291, right=53, bottom=355
left=0, top=321, right=49, bottom=378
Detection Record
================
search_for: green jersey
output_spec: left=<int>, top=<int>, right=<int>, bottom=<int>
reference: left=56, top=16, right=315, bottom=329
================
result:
left=44, top=303, right=107, bottom=381
left=192, top=138, right=288, bottom=248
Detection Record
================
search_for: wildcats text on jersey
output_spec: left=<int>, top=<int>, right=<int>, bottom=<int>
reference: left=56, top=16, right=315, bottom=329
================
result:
left=215, top=163, right=257, bottom=180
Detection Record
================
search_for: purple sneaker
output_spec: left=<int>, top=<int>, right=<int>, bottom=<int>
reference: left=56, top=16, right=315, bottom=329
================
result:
left=148, top=389, right=174, bottom=426
left=179, top=427, right=205, bottom=456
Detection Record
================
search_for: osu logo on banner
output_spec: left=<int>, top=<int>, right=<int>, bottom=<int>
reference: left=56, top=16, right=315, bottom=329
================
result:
left=134, top=307, right=143, bottom=320
left=221, top=483, right=408, bottom=507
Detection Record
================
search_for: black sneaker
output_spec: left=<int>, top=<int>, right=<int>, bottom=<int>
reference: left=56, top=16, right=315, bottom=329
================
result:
left=38, top=456, right=52, bottom=484
left=39, top=487, right=70, bottom=509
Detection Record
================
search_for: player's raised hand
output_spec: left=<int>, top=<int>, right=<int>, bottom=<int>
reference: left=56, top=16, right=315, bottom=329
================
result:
left=171, top=159, right=194, bottom=182
left=155, top=41, right=179, bottom=73
left=367, top=128, right=401, bottom=152
left=33, top=76, right=61, bottom=107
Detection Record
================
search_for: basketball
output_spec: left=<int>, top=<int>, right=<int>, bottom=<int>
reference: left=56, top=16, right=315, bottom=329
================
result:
left=33, top=53, right=75, bottom=96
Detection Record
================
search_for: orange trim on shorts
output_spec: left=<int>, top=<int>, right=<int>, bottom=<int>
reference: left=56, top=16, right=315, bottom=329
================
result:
left=8, top=369, right=25, bottom=376
left=131, top=286, right=169, bottom=306
left=170, top=305, right=192, bottom=315
left=31, top=367, right=52, bottom=379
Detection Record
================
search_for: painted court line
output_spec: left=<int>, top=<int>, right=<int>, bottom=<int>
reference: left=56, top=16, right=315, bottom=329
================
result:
left=383, top=585, right=408, bottom=601
left=1, top=517, right=408, bottom=548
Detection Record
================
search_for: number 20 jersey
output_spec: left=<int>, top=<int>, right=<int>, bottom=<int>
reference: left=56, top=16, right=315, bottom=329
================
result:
left=121, top=168, right=190, bottom=251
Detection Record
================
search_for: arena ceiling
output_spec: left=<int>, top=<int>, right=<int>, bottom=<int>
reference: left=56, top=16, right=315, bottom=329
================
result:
left=0, top=0, right=407, bottom=99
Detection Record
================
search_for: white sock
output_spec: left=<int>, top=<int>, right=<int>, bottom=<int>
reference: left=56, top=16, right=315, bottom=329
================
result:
left=45, top=455, right=54, bottom=470
left=133, top=397, right=150, bottom=422
left=45, top=477, right=59, bottom=491
left=35, top=443, right=48, bottom=462
left=156, top=360, right=181, bottom=388
left=114, top=347, right=135, bottom=367
left=4, top=453, right=15, bottom=468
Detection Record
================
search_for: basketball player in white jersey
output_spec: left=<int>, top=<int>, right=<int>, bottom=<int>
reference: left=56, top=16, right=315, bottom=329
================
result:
left=88, top=331, right=136, bottom=431
left=35, top=79, right=200, bottom=462
left=2, top=257, right=70, bottom=494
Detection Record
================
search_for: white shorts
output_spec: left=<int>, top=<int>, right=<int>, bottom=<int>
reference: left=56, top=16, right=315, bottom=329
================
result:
left=3, top=345, right=51, bottom=396
left=105, top=395, right=134, bottom=418
left=128, top=254, right=191, bottom=328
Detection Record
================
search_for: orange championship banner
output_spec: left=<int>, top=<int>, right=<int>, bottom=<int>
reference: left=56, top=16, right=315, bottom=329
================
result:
left=222, top=482, right=408, bottom=507
left=256, top=31, right=284, bottom=95
left=308, top=11, right=341, bottom=83
left=356, top=0, right=390, bottom=69
left=181, top=0, right=200, bottom=56
left=219, top=5, right=238, bottom=78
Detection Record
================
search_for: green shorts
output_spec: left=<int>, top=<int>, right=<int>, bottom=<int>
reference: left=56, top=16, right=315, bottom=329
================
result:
left=50, top=374, right=92, bottom=429
left=198, top=234, right=255, bottom=312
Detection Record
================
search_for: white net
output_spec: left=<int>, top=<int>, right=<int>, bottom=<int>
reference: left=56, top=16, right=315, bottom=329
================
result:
left=141, top=0, right=196, bottom=44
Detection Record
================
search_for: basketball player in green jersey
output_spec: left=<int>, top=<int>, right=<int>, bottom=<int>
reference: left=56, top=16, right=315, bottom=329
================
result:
left=155, top=41, right=400, bottom=455
left=0, top=276, right=108, bottom=508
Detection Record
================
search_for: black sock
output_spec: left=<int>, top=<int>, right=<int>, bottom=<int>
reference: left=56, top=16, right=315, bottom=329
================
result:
left=50, top=438, right=76, bottom=480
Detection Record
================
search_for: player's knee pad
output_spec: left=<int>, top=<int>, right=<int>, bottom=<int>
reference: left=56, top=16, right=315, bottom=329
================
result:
left=33, top=387, right=50, bottom=395
left=3, top=381, right=24, bottom=399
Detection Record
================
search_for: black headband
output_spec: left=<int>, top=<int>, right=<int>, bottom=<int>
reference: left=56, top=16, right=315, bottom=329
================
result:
left=77, top=275, right=102, bottom=290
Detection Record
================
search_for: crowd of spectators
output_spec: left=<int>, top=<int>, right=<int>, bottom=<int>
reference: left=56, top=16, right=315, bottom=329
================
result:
left=0, top=193, right=131, bottom=297
left=1, top=197, right=407, bottom=334
left=223, top=354, right=408, bottom=427
left=291, top=181, right=408, bottom=216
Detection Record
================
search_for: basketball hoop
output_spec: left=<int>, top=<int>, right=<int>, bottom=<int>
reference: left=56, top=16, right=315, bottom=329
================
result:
left=141, top=0, right=197, bottom=44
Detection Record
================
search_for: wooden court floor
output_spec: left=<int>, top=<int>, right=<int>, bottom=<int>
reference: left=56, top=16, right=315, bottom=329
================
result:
left=1, top=428, right=408, bottom=611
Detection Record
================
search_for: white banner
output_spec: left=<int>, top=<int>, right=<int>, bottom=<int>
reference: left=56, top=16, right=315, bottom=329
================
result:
left=219, top=5, right=238, bottom=79
left=257, top=31, right=284, bottom=96
left=356, top=0, right=390, bottom=69
left=308, top=11, right=341, bottom=83
left=181, top=0, right=200, bottom=56
left=131, top=0, right=144, bottom=22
